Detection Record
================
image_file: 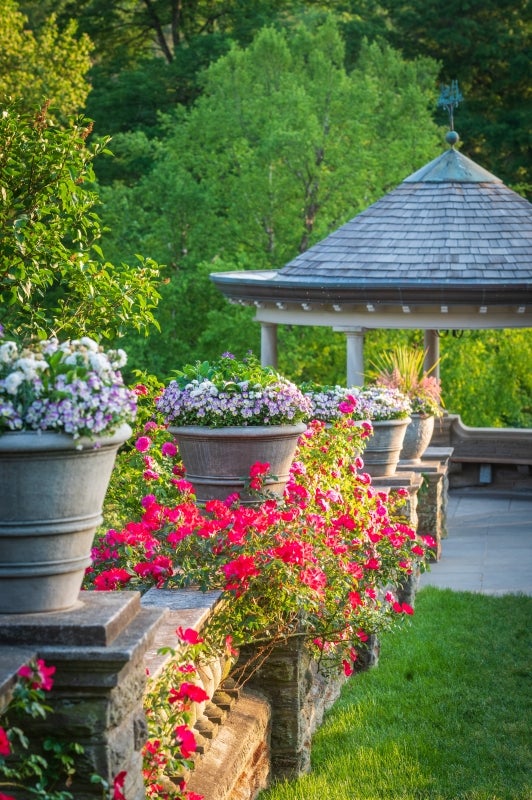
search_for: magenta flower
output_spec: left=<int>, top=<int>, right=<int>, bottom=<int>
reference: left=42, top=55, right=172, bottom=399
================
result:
left=0, top=726, right=11, bottom=756
left=135, top=435, right=152, bottom=452
left=161, top=441, right=178, bottom=457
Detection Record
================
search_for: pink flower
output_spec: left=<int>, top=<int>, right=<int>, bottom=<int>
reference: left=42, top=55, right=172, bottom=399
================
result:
left=134, top=384, right=148, bottom=396
left=0, top=793, right=16, bottom=800
left=135, top=436, right=152, bottom=452
left=222, top=555, right=259, bottom=582
left=249, top=461, right=270, bottom=478
left=175, top=724, right=198, bottom=758
left=411, top=544, right=425, bottom=556
left=0, top=726, right=11, bottom=756
left=300, top=566, right=327, bottom=592
left=18, top=659, right=56, bottom=691
left=161, top=441, right=178, bottom=457
left=176, top=627, right=204, bottom=645
left=143, top=469, right=159, bottom=480
left=113, top=770, right=127, bottom=800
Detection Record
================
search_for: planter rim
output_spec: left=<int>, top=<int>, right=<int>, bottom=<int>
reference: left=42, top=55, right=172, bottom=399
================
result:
left=169, top=423, right=307, bottom=437
left=357, top=416, right=411, bottom=426
left=0, top=423, right=132, bottom=453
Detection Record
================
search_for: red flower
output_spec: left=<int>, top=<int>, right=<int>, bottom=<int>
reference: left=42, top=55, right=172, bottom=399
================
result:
left=176, top=627, right=204, bottom=645
left=342, top=659, right=354, bottom=676
left=0, top=793, right=16, bottom=800
left=411, top=544, right=425, bottom=556
left=169, top=682, right=210, bottom=704
left=174, top=724, right=197, bottom=758
left=300, top=566, right=327, bottom=592
left=94, top=568, right=131, bottom=590
left=0, top=726, right=11, bottom=756
left=113, top=770, right=127, bottom=800
left=222, top=555, right=259, bottom=582
left=249, top=461, right=270, bottom=478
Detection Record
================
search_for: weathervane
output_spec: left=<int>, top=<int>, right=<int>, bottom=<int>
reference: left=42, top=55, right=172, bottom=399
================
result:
left=438, top=80, right=463, bottom=146
left=438, top=80, right=463, bottom=130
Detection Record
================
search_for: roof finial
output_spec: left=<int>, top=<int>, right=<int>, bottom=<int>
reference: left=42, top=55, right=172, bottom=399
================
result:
left=438, top=80, right=463, bottom=147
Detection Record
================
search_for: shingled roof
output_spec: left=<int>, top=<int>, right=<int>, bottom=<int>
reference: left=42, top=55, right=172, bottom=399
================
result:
left=211, top=144, right=532, bottom=329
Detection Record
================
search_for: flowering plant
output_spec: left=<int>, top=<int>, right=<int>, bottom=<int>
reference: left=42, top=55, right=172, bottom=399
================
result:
left=0, top=335, right=137, bottom=438
left=348, top=386, right=412, bottom=421
left=156, top=353, right=311, bottom=428
left=87, top=408, right=434, bottom=676
left=302, top=383, right=411, bottom=423
left=301, top=383, right=352, bottom=422
left=369, top=346, right=443, bottom=417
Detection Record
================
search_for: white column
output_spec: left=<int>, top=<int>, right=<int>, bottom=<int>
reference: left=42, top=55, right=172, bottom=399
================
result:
left=334, top=327, right=365, bottom=387
left=260, top=322, right=278, bottom=368
left=424, top=329, right=440, bottom=378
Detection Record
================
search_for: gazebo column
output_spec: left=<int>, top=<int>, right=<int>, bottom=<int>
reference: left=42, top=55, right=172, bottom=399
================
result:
left=260, top=322, right=278, bottom=368
left=424, top=329, right=440, bottom=378
left=335, top=327, right=365, bottom=387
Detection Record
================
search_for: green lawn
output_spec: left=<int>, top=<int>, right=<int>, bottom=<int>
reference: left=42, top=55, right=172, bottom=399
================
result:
left=259, top=588, right=531, bottom=800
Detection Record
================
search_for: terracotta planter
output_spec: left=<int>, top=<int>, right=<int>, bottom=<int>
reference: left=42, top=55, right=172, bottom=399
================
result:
left=360, top=417, right=411, bottom=477
left=400, top=413, right=435, bottom=464
left=0, top=424, right=131, bottom=614
left=169, top=424, right=306, bottom=505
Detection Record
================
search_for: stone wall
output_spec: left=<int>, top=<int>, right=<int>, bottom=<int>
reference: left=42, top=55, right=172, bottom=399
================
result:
left=0, top=468, right=448, bottom=800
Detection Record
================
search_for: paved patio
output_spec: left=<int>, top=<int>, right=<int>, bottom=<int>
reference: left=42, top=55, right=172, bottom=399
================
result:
left=419, top=490, right=532, bottom=596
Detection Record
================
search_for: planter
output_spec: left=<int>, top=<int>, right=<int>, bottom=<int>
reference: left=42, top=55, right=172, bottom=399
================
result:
left=360, top=417, right=410, bottom=477
left=169, top=424, right=306, bottom=505
left=0, top=424, right=131, bottom=614
left=400, top=413, right=435, bottom=464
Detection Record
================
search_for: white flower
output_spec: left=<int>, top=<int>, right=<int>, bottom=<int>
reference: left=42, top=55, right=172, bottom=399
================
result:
left=4, top=371, right=25, bottom=394
left=0, top=342, right=17, bottom=365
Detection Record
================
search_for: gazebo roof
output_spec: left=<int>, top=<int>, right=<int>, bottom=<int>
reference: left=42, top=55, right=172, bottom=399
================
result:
left=211, top=145, right=532, bottom=330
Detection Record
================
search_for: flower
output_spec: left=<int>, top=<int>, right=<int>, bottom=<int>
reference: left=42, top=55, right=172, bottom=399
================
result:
left=156, top=353, right=311, bottom=428
left=302, top=383, right=411, bottom=422
left=350, top=386, right=412, bottom=421
left=0, top=727, right=11, bottom=756
left=301, top=383, right=354, bottom=422
left=0, top=336, right=137, bottom=438
left=113, top=770, right=127, bottom=800
left=369, top=346, right=443, bottom=417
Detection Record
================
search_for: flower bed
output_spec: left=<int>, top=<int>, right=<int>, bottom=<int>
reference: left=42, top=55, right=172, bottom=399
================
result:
left=85, top=390, right=435, bottom=797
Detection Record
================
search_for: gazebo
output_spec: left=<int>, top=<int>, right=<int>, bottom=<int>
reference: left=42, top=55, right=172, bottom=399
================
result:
left=210, top=133, right=532, bottom=385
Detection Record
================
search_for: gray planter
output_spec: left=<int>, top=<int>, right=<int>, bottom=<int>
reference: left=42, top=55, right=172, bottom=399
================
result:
left=0, top=424, right=131, bottom=613
left=400, top=413, right=435, bottom=464
left=361, top=417, right=410, bottom=477
left=169, top=423, right=307, bottom=505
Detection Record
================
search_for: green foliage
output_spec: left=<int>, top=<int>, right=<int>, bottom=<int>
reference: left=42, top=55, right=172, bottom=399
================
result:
left=0, top=0, right=92, bottom=121
left=0, top=101, right=162, bottom=340
left=99, top=16, right=440, bottom=374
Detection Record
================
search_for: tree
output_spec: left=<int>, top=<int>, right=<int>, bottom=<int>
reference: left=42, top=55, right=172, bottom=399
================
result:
left=0, top=0, right=92, bottom=121
left=99, top=17, right=441, bottom=376
left=0, top=102, right=161, bottom=340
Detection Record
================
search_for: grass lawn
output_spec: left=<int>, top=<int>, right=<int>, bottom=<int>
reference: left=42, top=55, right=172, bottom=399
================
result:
left=258, top=588, right=531, bottom=800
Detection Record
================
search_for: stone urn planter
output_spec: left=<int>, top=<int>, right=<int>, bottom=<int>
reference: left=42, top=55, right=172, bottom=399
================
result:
left=169, top=423, right=306, bottom=505
left=400, top=413, right=435, bottom=464
left=0, top=424, right=131, bottom=614
left=360, top=417, right=411, bottom=477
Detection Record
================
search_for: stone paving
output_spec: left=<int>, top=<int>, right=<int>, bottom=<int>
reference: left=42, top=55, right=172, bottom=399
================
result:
left=419, top=490, right=532, bottom=596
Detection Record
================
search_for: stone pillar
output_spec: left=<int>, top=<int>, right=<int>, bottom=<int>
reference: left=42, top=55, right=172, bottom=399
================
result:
left=0, top=592, right=166, bottom=800
left=334, top=327, right=365, bottom=386
left=235, top=636, right=345, bottom=779
left=260, top=323, right=278, bottom=368
left=397, top=446, right=454, bottom=560
left=424, top=329, right=440, bottom=379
